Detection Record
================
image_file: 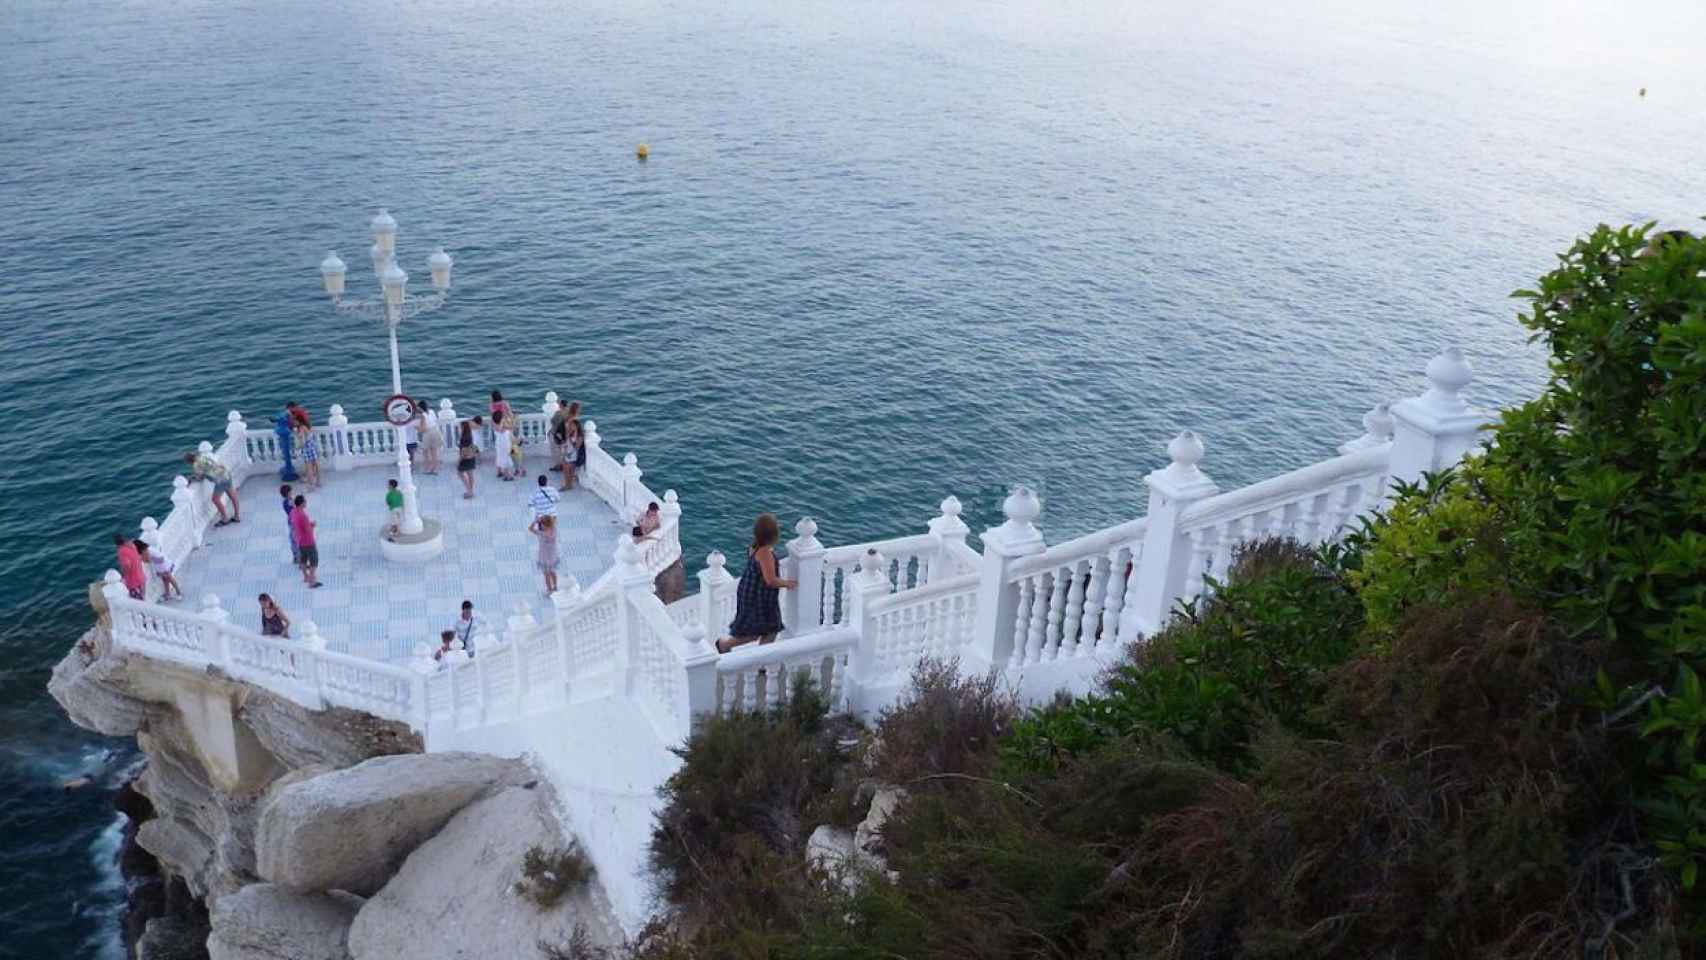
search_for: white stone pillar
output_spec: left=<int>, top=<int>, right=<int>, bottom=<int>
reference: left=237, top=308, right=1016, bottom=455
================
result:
left=100, top=570, right=127, bottom=633
left=614, top=537, right=655, bottom=700
left=551, top=583, right=582, bottom=699
left=697, top=551, right=733, bottom=642
left=507, top=602, right=538, bottom=701
left=842, top=548, right=895, bottom=711
left=620, top=452, right=643, bottom=520
left=201, top=592, right=232, bottom=666
left=542, top=391, right=561, bottom=419
left=660, top=489, right=682, bottom=530
left=224, top=411, right=250, bottom=471
left=170, top=476, right=202, bottom=554
left=785, top=517, right=825, bottom=635
left=438, top=398, right=457, bottom=448
left=1121, top=432, right=1221, bottom=641
left=965, top=486, right=1046, bottom=675
left=327, top=404, right=354, bottom=471
left=927, top=495, right=971, bottom=580
left=1387, top=346, right=1491, bottom=488
left=583, top=420, right=603, bottom=465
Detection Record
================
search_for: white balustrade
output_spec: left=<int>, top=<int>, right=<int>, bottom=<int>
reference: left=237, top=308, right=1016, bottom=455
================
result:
left=709, top=628, right=858, bottom=717
left=101, top=351, right=1491, bottom=749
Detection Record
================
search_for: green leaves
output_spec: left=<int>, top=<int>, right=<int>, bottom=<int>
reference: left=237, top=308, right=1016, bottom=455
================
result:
left=1486, top=222, right=1706, bottom=919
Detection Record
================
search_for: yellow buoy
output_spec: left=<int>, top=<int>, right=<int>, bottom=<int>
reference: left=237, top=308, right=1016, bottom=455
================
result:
left=636, top=143, right=650, bottom=160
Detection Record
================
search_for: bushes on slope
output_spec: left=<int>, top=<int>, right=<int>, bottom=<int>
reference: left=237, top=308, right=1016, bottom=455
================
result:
left=1003, top=538, right=1364, bottom=775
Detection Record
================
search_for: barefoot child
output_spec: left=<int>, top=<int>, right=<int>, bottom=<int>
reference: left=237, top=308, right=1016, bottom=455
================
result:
left=384, top=479, right=404, bottom=539
left=136, top=541, right=183, bottom=601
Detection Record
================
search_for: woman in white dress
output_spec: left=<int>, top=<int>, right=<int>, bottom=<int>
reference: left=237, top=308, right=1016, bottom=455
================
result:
left=494, top=412, right=517, bottom=481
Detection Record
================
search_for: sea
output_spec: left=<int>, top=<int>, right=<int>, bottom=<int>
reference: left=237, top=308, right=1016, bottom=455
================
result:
left=1, top=0, right=1701, bottom=954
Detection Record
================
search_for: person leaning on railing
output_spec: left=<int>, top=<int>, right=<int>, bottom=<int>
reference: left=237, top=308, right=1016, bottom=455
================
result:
left=183, top=450, right=241, bottom=526
left=715, top=513, right=797, bottom=655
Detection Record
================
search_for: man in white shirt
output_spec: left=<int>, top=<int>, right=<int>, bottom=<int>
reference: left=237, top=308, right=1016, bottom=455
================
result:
left=530, top=475, right=561, bottom=520
left=450, top=600, right=479, bottom=657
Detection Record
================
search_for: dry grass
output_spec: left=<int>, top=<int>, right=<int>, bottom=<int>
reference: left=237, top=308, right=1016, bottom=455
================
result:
left=516, top=842, right=595, bottom=910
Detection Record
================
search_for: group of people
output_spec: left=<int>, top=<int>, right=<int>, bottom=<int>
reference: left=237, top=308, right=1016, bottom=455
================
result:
left=124, top=390, right=770, bottom=662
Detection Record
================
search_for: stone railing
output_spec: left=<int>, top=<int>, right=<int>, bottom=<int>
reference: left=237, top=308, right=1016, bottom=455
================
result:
left=104, top=348, right=1493, bottom=746
left=102, top=577, right=428, bottom=725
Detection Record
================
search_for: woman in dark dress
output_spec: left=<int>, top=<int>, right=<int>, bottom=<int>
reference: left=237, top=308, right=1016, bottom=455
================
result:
left=716, top=513, right=797, bottom=654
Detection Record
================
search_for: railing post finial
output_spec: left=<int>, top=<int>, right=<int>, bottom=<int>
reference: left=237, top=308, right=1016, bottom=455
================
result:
left=200, top=593, right=230, bottom=625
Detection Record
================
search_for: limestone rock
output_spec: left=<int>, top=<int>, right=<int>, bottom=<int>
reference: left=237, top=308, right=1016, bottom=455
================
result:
left=238, top=693, right=420, bottom=770
left=348, top=783, right=618, bottom=959
left=854, top=786, right=907, bottom=858
left=48, top=632, right=149, bottom=736
left=135, top=915, right=209, bottom=960
left=207, top=884, right=360, bottom=960
left=256, top=752, right=525, bottom=896
left=806, top=824, right=856, bottom=874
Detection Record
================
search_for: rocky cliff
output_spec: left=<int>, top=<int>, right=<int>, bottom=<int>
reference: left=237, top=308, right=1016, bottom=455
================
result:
left=51, top=624, right=617, bottom=959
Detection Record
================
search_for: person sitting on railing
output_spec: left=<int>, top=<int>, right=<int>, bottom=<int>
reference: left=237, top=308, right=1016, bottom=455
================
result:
left=183, top=450, right=240, bottom=527
left=258, top=593, right=291, bottom=638
left=715, top=513, right=797, bottom=655
left=638, top=502, right=661, bottom=536
left=113, top=534, right=146, bottom=601
left=431, top=629, right=458, bottom=664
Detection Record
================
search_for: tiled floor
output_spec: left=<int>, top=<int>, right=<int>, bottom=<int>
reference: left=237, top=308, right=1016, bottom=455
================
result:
left=176, top=454, right=623, bottom=662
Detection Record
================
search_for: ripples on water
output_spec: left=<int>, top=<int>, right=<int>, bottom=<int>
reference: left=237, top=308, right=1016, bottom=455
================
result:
left=2, top=0, right=1702, bottom=953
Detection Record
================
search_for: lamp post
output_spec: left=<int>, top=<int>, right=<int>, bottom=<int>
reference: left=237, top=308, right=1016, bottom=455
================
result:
left=317, top=210, right=454, bottom=562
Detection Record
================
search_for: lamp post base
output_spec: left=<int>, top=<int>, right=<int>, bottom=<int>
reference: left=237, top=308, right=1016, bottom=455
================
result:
left=379, top=516, right=444, bottom=563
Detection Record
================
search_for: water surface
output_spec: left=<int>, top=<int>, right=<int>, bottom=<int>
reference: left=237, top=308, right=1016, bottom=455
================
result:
left=2, top=0, right=1702, bottom=953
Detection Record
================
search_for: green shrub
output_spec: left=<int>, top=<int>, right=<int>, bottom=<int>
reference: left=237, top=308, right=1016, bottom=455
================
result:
left=647, top=673, right=852, bottom=940
left=864, top=657, right=1016, bottom=784
left=1488, top=224, right=1706, bottom=906
left=1351, top=466, right=1519, bottom=634
left=1003, top=538, right=1363, bottom=775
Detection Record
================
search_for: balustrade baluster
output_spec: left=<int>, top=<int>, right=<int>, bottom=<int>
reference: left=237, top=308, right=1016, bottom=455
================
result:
left=1076, top=555, right=1107, bottom=650
left=1007, top=577, right=1033, bottom=669
left=1184, top=529, right=1219, bottom=601
left=1043, top=568, right=1070, bottom=661
left=1098, top=546, right=1130, bottom=650
left=1060, top=560, right=1088, bottom=658
left=1025, top=572, right=1051, bottom=664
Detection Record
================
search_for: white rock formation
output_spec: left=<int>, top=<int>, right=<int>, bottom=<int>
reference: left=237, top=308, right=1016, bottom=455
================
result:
left=207, top=884, right=362, bottom=960
left=348, top=781, right=619, bottom=958
left=255, top=752, right=525, bottom=897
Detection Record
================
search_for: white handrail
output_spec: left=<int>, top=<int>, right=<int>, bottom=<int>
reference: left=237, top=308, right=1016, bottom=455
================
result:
left=1179, top=444, right=1390, bottom=532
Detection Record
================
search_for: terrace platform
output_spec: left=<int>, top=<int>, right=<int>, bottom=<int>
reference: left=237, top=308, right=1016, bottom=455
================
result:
left=173, top=453, right=624, bottom=663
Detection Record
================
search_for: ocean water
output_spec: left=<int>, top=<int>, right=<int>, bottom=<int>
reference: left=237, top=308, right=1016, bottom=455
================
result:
left=2, top=0, right=1701, bottom=953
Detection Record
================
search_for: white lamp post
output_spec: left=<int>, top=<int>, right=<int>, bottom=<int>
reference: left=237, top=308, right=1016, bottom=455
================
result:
left=317, top=210, right=454, bottom=563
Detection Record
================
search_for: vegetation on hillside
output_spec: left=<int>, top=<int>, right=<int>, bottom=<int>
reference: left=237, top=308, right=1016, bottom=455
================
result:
left=564, top=223, right=1705, bottom=959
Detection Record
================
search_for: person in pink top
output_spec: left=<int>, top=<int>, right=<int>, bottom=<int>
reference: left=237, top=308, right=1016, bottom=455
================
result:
left=289, top=495, right=322, bottom=588
left=113, top=533, right=146, bottom=600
